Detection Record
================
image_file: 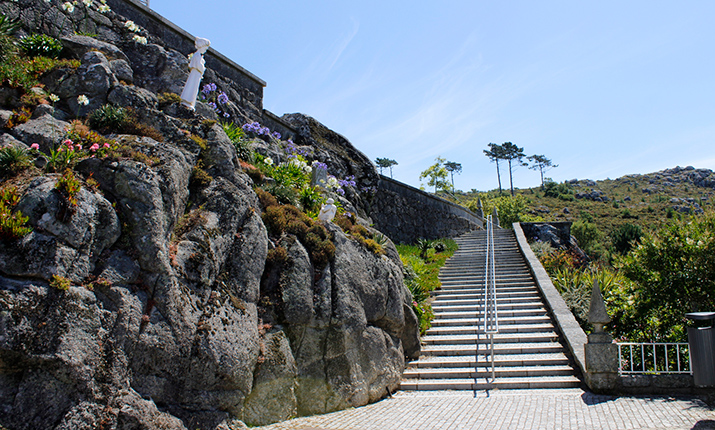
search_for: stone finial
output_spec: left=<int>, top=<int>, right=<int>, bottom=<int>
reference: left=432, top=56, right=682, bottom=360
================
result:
left=491, top=207, right=499, bottom=227
left=588, top=278, right=611, bottom=333
left=475, top=198, right=484, bottom=218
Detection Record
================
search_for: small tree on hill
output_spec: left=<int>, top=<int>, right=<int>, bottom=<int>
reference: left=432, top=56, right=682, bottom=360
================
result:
left=527, top=154, right=557, bottom=189
left=444, top=161, right=462, bottom=190
left=375, top=157, right=398, bottom=178
left=501, top=142, right=526, bottom=196
left=419, top=156, right=450, bottom=193
left=483, top=143, right=506, bottom=194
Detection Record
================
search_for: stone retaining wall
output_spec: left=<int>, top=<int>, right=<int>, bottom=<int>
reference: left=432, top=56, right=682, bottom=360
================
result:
left=371, top=176, right=483, bottom=244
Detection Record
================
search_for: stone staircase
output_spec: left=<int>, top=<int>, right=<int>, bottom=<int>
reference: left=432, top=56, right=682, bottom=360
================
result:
left=400, top=229, right=582, bottom=391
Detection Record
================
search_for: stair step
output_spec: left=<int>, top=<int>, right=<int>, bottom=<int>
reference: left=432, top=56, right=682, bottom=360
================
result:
left=409, top=353, right=573, bottom=368
left=435, top=309, right=548, bottom=319
left=422, top=332, right=559, bottom=345
left=426, top=323, right=556, bottom=336
left=421, top=342, right=566, bottom=356
left=431, top=315, right=553, bottom=326
left=400, top=375, right=582, bottom=391
left=403, top=365, right=576, bottom=379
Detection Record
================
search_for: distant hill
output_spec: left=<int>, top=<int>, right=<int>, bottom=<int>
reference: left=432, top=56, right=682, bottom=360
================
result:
left=450, top=166, right=714, bottom=253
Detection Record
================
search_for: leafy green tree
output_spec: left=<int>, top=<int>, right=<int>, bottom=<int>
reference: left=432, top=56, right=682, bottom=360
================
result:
left=444, top=161, right=462, bottom=190
left=375, top=157, right=398, bottom=178
left=469, top=194, right=541, bottom=229
left=483, top=143, right=506, bottom=194
left=617, top=213, right=715, bottom=341
left=419, top=157, right=450, bottom=193
left=527, top=154, right=557, bottom=188
left=501, top=142, right=526, bottom=197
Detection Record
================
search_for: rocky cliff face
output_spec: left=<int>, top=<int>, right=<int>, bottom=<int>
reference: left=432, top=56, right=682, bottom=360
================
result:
left=0, top=1, right=419, bottom=428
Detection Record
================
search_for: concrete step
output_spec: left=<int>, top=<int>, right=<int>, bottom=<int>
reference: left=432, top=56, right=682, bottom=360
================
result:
left=426, top=323, right=556, bottom=336
left=400, top=375, right=581, bottom=390
left=431, top=315, right=553, bottom=327
left=422, top=332, right=559, bottom=345
left=409, top=353, right=573, bottom=368
left=432, top=302, right=544, bottom=312
left=434, top=308, right=548, bottom=319
left=403, top=365, right=576, bottom=379
left=421, top=342, right=566, bottom=356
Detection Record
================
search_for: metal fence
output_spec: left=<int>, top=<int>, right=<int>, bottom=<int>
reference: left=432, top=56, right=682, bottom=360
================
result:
left=617, top=342, right=691, bottom=375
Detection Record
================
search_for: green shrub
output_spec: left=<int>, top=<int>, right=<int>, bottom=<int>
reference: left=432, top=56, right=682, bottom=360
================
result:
left=0, top=54, right=79, bottom=91
left=222, top=122, right=253, bottom=161
left=571, top=220, right=601, bottom=251
left=55, top=168, right=81, bottom=221
left=88, top=104, right=129, bottom=133
left=157, top=92, right=181, bottom=107
left=50, top=274, right=71, bottom=291
left=19, top=34, right=63, bottom=58
left=617, top=212, right=715, bottom=341
left=611, top=223, right=642, bottom=254
left=0, top=145, right=32, bottom=176
left=190, top=163, right=213, bottom=188
left=0, top=186, right=31, bottom=242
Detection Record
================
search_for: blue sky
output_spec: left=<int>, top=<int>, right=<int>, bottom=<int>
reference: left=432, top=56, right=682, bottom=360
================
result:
left=149, top=0, right=715, bottom=191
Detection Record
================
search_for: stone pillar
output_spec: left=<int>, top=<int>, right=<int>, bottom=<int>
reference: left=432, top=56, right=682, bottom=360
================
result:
left=492, top=207, right=499, bottom=227
left=584, top=278, right=619, bottom=392
left=476, top=198, right=484, bottom=218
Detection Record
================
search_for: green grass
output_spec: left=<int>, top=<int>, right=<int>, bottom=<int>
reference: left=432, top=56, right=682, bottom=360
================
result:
left=398, top=238, right=458, bottom=334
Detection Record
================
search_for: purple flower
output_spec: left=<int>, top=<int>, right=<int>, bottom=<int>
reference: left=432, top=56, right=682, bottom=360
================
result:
left=208, top=101, right=218, bottom=111
left=336, top=188, right=345, bottom=195
left=272, top=131, right=281, bottom=139
left=223, top=112, right=231, bottom=118
left=218, top=92, right=229, bottom=104
left=311, top=161, right=328, bottom=170
left=345, top=212, right=352, bottom=218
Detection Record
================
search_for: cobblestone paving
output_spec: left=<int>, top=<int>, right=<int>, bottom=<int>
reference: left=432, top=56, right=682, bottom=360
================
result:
left=256, top=389, right=715, bottom=430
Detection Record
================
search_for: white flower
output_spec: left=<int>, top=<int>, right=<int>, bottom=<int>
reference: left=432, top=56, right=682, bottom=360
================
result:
left=98, top=4, right=110, bottom=12
left=327, top=176, right=339, bottom=189
left=82, top=0, right=92, bottom=6
left=49, top=94, right=60, bottom=103
left=62, top=2, right=75, bottom=12
left=264, top=157, right=273, bottom=166
left=133, top=35, right=147, bottom=45
left=124, top=20, right=139, bottom=32
left=303, top=165, right=312, bottom=174
left=77, top=95, right=89, bottom=106
left=44, top=0, right=51, bottom=3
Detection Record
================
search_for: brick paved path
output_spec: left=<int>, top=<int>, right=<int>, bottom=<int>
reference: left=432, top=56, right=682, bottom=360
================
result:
left=256, top=389, right=715, bottom=430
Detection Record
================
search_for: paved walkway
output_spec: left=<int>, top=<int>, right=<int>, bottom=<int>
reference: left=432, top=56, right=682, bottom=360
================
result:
left=256, top=389, right=715, bottom=430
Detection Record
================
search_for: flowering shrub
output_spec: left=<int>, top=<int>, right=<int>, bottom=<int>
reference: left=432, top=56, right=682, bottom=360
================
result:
left=0, top=186, right=31, bottom=242
left=18, top=34, right=63, bottom=58
left=199, top=83, right=231, bottom=118
left=242, top=121, right=280, bottom=140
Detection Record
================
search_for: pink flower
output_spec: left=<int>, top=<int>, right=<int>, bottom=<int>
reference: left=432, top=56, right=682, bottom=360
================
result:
left=75, top=144, right=82, bottom=150
left=57, top=147, right=64, bottom=152
left=30, top=143, right=39, bottom=150
left=63, top=139, right=73, bottom=147
left=103, top=142, right=111, bottom=148
left=90, top=143, right=99, bottom=152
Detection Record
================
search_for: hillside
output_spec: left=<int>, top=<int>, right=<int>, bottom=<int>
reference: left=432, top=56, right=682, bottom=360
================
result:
left=460, top=166, right=712, bottom=228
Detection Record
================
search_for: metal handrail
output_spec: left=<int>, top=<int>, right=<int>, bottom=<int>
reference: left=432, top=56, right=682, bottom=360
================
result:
left=617, top=342, right=691, bottom=375
left=482, top=215, right=498, bottom=381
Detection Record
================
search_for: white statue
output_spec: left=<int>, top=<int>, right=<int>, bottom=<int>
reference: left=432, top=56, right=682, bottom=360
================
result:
left=318, top=198, right=337, bottom=222
left=180, top=37, right=211, bottom=110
